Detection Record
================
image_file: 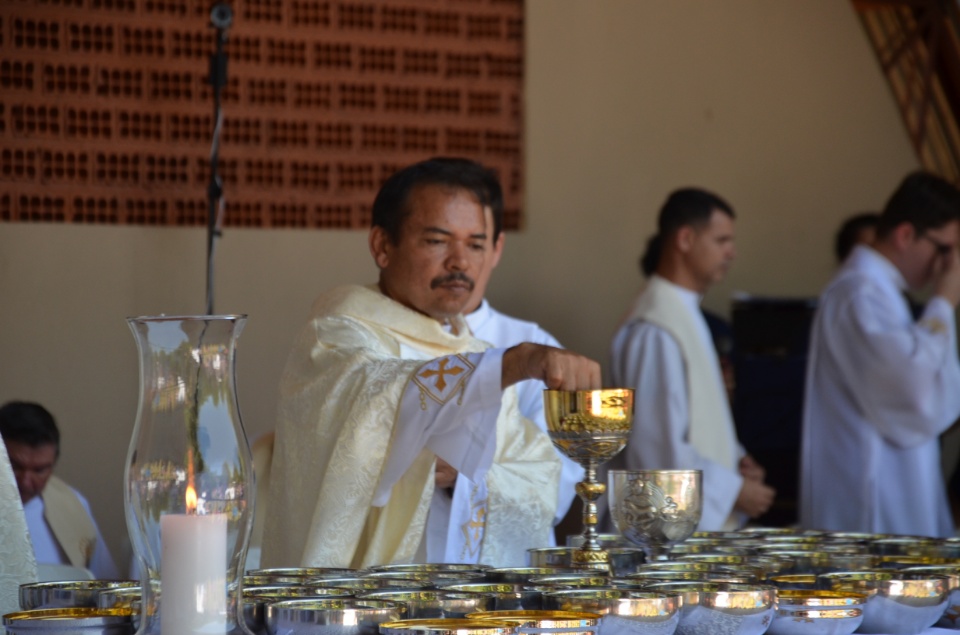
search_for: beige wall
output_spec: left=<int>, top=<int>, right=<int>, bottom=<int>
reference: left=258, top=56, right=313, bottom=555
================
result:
left=0, top=0, right=918, bottom=571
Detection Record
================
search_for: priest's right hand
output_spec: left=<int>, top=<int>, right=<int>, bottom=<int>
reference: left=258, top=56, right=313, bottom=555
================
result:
left=501, top=342, right=602, bottom=391
left=734, top=478, right=775, bottom=519
left=435, top=458, right=458, bottom=490
left=933, top=246, right=960, bottom=307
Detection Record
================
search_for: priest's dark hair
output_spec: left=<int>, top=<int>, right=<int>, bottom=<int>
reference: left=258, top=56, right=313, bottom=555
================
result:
left=640, top=187, right=735, bottom=276
left=877, top=171, right=960, bottom=239
left=372, top=157, right=500, bottom=244
left=0, top=401, right=61, bottom=458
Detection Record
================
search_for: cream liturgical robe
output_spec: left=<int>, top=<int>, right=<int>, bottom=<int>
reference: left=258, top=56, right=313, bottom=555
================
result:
left=262, top=285, right=560, bottom=569
left=609, top=275, right=744, bottom=531
left=0, top=440, right=37, bottom=615
left=801, top=246, right=960, bottom=537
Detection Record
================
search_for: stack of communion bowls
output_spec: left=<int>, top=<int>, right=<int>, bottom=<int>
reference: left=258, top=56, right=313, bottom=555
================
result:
left=527, top=527, right=960, bottom=635
left=10, top=533, right=960, bottom=635
left=249, top=564, right=493, bottom=635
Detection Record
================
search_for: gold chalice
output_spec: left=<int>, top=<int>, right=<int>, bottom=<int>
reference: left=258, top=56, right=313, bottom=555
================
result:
left=543, top=388, right=634, bottom=571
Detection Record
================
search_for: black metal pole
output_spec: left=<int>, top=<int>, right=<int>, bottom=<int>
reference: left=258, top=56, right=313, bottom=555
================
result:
left=206, top=3, right=232, bottom=315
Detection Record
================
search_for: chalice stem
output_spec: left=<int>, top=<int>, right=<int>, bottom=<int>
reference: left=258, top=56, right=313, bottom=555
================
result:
left=576, top=460, right=607, bottom=556
left=645, top=544, right=672, bottom=562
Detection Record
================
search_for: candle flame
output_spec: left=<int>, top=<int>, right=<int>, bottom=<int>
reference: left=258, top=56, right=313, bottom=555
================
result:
left=185, top=485, right=198, bottom=514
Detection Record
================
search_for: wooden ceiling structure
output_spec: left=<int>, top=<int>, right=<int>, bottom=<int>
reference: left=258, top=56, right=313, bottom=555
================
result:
left=853, top=0, right=960, bottom=182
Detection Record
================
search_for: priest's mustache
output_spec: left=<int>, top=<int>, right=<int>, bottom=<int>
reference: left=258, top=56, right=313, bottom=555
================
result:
left=431, top=272, right=475, bottom=290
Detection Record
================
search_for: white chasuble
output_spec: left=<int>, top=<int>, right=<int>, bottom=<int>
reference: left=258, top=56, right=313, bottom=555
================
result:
left=0, top=439, right=37, bottom=614
left=801, top=246, right=960, bottom=537
left=262, top=285, right=559, bottom=569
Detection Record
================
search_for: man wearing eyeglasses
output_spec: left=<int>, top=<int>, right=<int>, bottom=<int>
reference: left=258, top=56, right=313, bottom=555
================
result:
left=801, top=170, right=960, bottom=537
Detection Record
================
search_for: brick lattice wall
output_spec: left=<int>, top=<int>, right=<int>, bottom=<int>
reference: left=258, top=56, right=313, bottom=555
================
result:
left=0, top=0, right=524, bottom=229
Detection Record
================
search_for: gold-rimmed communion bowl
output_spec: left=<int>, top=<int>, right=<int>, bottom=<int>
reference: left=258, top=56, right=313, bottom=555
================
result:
left=18, top=580, right=140, bottom=611
left=768, top=589, right=867, bottom=635
left=263, top=598, right=406, bottom=635
left=2, top=608, right=135, bottom=635
left=544, top=389, right=634, bottom=571
left=541, top=587, right=680, bottom=635
left=901, top=565, right=960, bottom=629
left=819, top=570, right=950, bottom=634
left=243, top=585, right=354, bottom=635
left=608, top=470, right=702, bottom=562
left=640, top=582, right=775, bottom=635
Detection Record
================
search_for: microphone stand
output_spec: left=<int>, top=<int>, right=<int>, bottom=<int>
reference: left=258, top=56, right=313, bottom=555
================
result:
left=206, top=3, right=232, bottom=315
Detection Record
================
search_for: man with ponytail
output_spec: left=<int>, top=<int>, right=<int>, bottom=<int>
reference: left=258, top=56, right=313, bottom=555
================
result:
left=609, top=188, right=775, bottom=530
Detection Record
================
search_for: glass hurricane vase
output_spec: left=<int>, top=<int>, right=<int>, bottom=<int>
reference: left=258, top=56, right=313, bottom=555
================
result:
left=125, top=315, right=255, bottom=635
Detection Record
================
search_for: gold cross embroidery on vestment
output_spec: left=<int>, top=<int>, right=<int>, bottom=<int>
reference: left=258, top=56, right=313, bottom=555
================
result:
left=413, top=354, right=476, bottom=408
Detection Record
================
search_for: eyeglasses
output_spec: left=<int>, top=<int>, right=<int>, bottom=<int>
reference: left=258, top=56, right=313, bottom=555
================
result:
left=920, top=233, right=954, bottom=257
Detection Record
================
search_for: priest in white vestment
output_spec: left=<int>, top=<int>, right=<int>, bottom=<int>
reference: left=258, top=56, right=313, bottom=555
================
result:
left=262, top=159, right=601, bottom=568
left=609, top=188, right=775, bottom=531
left=801, top=171, right=960, bottom=537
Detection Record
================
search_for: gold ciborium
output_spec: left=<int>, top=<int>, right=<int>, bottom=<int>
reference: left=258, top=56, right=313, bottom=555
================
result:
left=544, top=389, right=634, bottom=571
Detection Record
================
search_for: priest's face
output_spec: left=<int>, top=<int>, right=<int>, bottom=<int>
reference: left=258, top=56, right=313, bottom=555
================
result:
left=5, top=440, right=57, bottom=504
left=464, top=206, right=505, bottom=315
left=684, top=209, right=736, bottom=292
left=902, top=219, right=960, bottom=289
left=371, top=184, right=489, bottom=322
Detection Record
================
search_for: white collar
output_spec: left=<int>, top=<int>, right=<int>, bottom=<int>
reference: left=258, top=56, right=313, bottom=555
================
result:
left=849, top=245, right=908, bottom=292
left=464, top=298, right=492, bottom=335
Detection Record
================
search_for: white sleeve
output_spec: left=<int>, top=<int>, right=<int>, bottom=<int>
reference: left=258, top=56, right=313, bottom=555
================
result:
left=514, top=378, right=584, bottom=524
left=372, top=349, right=504, bottom=507
left=511, top=329, right=583, bottom=524
left=611, top=320, right=742, bottom=528
left=825, top=289, right=960, bottom=447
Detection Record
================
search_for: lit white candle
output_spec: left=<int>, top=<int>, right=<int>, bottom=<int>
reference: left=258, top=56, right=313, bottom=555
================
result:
left=160, top=486, right=228, bottom=634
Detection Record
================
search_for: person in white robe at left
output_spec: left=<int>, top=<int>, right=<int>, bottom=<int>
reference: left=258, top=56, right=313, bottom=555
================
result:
left=0, top=401, right=119, bottom=579
left=262, top=158, right=601, bottom=568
